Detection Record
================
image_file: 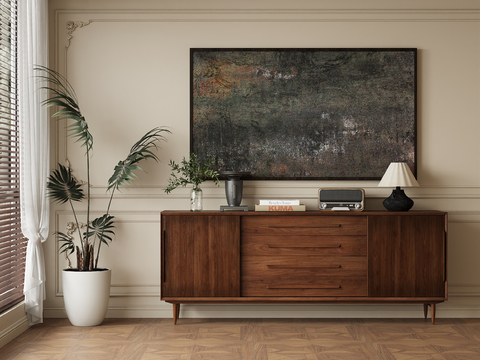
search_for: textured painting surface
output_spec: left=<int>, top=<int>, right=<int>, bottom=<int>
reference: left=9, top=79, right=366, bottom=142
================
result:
left=191, top=49, right=416, bottom=179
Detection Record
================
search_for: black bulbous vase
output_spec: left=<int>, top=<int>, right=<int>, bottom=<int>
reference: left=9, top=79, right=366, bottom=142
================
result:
left=383, top=186, right=414, bottom=211
left=220, top=171, right=250, bottom=210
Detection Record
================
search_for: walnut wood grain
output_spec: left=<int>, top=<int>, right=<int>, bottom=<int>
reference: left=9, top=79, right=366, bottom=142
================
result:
left=173, top=303, right=180, bottom=324
left=242, top=276, right=368, bottom=297
left=163, top=296, right=447, bottom=303
left=162, top=210, right=447, bottom=216
left=431, top=303, right=436, bottom=325
left=242, top=235, right=367, bottom=256
left=161, top=211, right=447, bottom=325
left=242, top=255, right=367, bottom=277
left=242, top=216, right=367, bottom=236
left=423, top=303, right=439, bottom=325
left=368, top=215, right=446, bottom=298
left=161, top=215, right=240, bottom=298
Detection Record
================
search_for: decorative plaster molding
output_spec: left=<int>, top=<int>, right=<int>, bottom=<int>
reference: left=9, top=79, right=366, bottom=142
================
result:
left=448, top=286, right=480, bottom=297
left=55, top=9, right=480, bottom=22
left=54, top=210, right=161, bottom=297
left=83, top=192, right=480, bottom=201
left=56, top=285, right=161, bottom=298
left=65, top=20, right=92, bottom=49
left=62, top=20, right=93, bottom=178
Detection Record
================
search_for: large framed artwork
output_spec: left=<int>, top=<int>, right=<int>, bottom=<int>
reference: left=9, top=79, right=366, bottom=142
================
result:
left=191, top=48, right=417, bottom=180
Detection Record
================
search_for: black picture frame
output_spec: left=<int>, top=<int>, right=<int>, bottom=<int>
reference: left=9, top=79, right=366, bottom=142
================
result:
left=191, top=48, right=417, bottom=180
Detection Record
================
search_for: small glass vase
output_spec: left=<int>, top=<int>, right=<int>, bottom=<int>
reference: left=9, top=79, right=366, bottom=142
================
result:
left=190, top=185, right=203, bottom=211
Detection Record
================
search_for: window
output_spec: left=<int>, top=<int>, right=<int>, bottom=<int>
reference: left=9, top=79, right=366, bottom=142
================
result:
left=0, top=0, right=25, bottom=313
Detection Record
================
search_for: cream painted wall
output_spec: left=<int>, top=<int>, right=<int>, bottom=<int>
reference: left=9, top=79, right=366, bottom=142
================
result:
left=43, top=0, right=480, bottom=319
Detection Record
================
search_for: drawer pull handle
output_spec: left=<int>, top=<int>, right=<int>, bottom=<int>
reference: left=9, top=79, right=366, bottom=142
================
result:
left=267, top=285, right=342, bottom=290
left=267, top=245, right=342, bottom=249
left=267, top=265, right=342, bottom=269
left=268, top=225, right=341, bottom=229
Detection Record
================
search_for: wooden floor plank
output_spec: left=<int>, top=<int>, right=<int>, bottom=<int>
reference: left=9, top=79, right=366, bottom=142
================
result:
left=313, top=341, right=383, bottom=360
left=2, top=318, right=480, bottom=360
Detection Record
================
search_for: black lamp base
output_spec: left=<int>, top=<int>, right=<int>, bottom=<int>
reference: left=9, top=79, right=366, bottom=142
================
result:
left=383, top=186, right=414, bottom=211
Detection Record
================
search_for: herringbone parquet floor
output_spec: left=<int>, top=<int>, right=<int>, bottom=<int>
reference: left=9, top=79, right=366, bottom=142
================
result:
left=2, top=318, right=480, bottom=359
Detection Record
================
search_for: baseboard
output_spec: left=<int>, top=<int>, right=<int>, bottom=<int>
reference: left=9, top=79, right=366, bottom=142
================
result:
left=0, top=303, right=29, bottom=349
left=175, top=303, right=480, bottom=319
left=43, top=300, right=480, bottom=319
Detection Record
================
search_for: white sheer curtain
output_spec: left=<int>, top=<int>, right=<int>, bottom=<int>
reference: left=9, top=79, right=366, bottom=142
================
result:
left=18, top=0, right=49, bottom=325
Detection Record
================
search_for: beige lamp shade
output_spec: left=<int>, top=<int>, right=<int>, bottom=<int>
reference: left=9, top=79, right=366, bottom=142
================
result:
left=378, top=162, right=419, bottom=187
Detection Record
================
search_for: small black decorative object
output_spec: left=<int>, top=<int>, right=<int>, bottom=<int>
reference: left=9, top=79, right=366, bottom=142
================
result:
left=378, top=162, right=419, bottom=212
left=220, top=172, right=250, bottom=211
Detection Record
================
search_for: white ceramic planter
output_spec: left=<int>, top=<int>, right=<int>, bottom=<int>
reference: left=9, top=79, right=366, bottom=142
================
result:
left=62, top=268, right=111, bottom=326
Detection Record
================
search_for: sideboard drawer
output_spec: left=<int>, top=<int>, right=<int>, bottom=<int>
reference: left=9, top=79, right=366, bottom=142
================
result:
left=242, top=276, right=367, bottom=297
left=242, top=256, right=367, bottom=277
left=242, top=235, right=367, bottom=256
left=241, top=216, right=367, bottom=236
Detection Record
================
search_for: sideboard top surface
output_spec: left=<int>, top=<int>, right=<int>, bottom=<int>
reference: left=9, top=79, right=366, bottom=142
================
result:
left=161, top=210, right=447, bottom=216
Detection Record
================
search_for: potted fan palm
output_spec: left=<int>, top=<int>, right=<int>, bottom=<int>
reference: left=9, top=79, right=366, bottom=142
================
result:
left=36, top=66, right=170, bottom=326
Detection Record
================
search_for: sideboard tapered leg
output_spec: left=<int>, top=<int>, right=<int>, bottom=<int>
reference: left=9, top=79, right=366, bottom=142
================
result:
left=173, top=303, right=180, bottom=324
left=423, top=304, right=428, bottom=319
left=431, top=303, right=436, bottom=325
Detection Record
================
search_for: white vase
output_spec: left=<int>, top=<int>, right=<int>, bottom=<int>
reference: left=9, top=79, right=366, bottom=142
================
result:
left=62, top=268, right=111, bottom=326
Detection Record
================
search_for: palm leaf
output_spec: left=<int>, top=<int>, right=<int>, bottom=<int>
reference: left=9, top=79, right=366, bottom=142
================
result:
left=35, top=65, right=93, bottom=152
left=56, top=231, right=75, bottom=256
left=47, top=163, right=85, bottom=204
left=84, top=215, right=115, bottom=246
left=107, top=127, right=170, bottom=192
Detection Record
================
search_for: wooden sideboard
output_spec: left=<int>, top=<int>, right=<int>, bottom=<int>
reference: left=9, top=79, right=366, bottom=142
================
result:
left=161, top=210, right=447, bottom=324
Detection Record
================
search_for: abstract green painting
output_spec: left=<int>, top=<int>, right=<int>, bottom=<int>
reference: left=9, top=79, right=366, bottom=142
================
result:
left=191, top=48, right=416, bottom=180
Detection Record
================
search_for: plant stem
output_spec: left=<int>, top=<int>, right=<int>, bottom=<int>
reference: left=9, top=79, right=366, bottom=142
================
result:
left=69, top=200, right=83, bottom=255
left=84, top=146, right=91, bottom=271
left=94, top=187, right=116, bottom=269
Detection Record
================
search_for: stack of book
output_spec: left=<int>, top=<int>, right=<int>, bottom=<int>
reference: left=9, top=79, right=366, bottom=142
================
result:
left=255, top=199, right=306, bottom=212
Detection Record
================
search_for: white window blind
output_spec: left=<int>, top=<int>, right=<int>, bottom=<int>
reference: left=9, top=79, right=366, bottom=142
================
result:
left=0, top=0, right=25, bottom=314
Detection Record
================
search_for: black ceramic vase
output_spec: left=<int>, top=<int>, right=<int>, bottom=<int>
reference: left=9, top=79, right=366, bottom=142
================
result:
left=383, top=186, right=414, bottom=211
left=221, top=172, right=250, bottom=207
left=225, top=178, right=243, bottom=206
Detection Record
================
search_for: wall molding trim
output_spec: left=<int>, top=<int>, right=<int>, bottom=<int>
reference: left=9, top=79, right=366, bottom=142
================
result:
left=55, top=9, right=480, bottom=22
left=79, top=185, right=480, bottom=205
left=65, top=20, right=92, bottom=49
left=44, top=301, right=480, bottom=320
left=0, top=303, right=29, bottom=349
left=48, top=1, right=480, bottom=320
left=56, top=285, right=160, bottom=298
left=0, top=316, right=28, bottom=349
left=53, top=210, right=161, bottom=297
left=55, top=9, right=480, bottom=185
left=82, top=192, right=480, bottom=201
left=449, top=286, right=480, bottom=297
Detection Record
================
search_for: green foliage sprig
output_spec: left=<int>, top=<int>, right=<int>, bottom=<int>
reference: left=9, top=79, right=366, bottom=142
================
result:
left=164, top=153, right=220, bottom=193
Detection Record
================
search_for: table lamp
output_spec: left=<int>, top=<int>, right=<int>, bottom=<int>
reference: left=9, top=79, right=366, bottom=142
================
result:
left=378, top=162, right=419, bottom=211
